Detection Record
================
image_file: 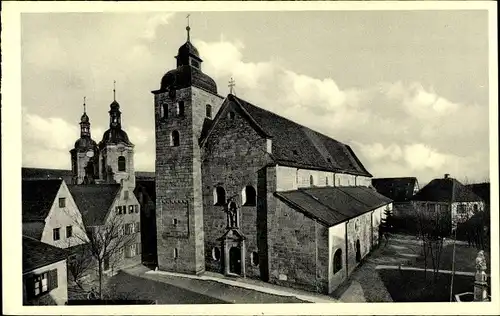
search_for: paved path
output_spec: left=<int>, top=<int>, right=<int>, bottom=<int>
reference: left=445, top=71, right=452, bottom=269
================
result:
left=374, top=265, right=489, bottom=277
left=122, top=265, right=314, bottom=304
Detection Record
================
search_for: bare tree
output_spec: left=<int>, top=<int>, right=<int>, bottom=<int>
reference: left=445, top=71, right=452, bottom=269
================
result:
left=65, top=209, right=139, bottom=300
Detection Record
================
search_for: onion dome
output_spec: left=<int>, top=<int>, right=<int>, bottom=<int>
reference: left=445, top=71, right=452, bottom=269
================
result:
left=160, top=65, right=218, bottom=94
left=74, top=137, right=98, bottom=152
left=100, top=128, right=133, bottom=146
left=80, top=112, right=89, bottom=123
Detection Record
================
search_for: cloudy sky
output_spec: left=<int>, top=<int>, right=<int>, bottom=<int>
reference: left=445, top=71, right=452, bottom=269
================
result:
left=21, top=10, right=490, bottom=185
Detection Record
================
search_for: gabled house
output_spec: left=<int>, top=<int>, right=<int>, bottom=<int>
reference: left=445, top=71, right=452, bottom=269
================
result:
left=22, top=179, right=88, bottom=249
left=23, top=236, right=68, bottom=305
left=68, top=182, right=142, bottom=276
left=412, top=174, right=484, bottom=228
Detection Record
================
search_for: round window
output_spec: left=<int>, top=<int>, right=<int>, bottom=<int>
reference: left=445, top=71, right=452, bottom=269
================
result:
left=212, top=247, right=221, bottom=261
left=251, top=251, right=259, bottom=266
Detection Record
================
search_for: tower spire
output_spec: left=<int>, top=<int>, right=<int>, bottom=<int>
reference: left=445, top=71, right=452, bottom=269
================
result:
left=113, top=80, right=116, bottom=101
left=83, top=96, right=86, bottom=113
left=186, top=14, right=191, bottom=42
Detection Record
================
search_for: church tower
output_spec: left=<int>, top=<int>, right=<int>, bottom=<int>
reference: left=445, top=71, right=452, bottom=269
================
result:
left=70, top=98, right=99, bottom=184
left=98, top=84, right=136, bottom=188
left=153, top=21, right=224, bottom=274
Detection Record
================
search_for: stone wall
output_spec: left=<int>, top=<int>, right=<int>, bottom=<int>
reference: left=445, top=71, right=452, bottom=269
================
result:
left=268, top=197, right=329, bottom=293
left=100, top=144, right=135, bottom=189
left=346, top=211, right=373, bottom=275
left=155, top=86, right=223, bottom=274
left=328, top=223, right=347, bottom=293
left=201, top=99, right=273, bottom=279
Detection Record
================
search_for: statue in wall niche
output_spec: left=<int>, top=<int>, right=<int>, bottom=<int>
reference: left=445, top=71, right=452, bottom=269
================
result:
left=227, top=201, right=238, bottom=228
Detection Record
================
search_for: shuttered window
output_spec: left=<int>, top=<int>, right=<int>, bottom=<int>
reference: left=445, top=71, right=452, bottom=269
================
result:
left=29, top=269, right=57, bottom=298
left=129, top=205, right=134, bottom=214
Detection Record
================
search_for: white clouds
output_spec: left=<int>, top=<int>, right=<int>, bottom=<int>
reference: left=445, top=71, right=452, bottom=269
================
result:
left=403, top=143, right=447, bottom=171
left=143, top=13, right=176, bottom=41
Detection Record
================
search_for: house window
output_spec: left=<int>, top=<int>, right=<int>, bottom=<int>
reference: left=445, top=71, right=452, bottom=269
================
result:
left=129, top=205, right=134, bottom=214
left=176, top=101, right=185, bottom=116
left=66, top=226, right=73, bottom=238
left=206, top=104, right=212, bottom=118
left=115, top=206, right=120, bottom=215
left=251, top=252, right=259, bottom=266
left=242, top=185, right=256, bottom=206
left=125, top=223, right=132, bottom=235
left=118, top=156, right=126, bottom=171
left=170, top=131, right=180, bottom=147
left=174, top=248, right=179, bottom=259
left=32, top=272, right=49, bottom=296
left=333, top=249, right=342, bottom=274
left=58, top=198, right=66, bottom=208
left=457, top=204, right=467, bottom=214
left=134, top=205, right=139, bottom=213
left=124, top=190, right=129, bottom=200
left=212, top=247, right=221, bottom=261
left=310, top=175, right=314, bottom=186
left=53, top=228, right=60, bottom=241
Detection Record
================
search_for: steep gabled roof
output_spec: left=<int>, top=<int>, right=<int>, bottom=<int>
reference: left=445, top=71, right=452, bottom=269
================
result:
left=372, top=177, right=419, bottom=202
left=23, top=236, right=67, bottom=273
left=201, top=94, right=371, bottom=177
left=67, top=184, right=121, bottom=226
left=275, top=186, right=392, bottom=227
left=22, top=179, right=63, bottom=222
left=466, top=183, right=490, bottom=204
left=412, top=177, right=483, bottom=203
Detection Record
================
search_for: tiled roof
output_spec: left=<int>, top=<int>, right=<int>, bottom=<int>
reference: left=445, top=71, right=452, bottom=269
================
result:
left=22, top=221, right=46, bottom=240
left=412, top=177, right=483, bottom=203
left=275, top=186, right=392, bottom=227
left=22, top=167, right=73, bottom=183
left=204, top=95, right=371, bottom=176
left=22, top=179, right=62, bottom=222
left=67, top=184, right=121, bottom=226
left=22, top=167, right=155, bottom=181
left=23, top=236, right=67, bottom=273
left=466, top=183, right=490, bottom=204
left=371, top=177, right=418, bottom=202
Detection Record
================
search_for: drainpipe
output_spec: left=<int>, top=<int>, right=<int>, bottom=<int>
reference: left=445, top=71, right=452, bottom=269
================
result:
left=345, top=220, right=349, bottom=276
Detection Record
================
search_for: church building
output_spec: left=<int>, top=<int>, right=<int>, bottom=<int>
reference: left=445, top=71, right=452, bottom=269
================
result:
left=153, top=25, right=393, bottom=294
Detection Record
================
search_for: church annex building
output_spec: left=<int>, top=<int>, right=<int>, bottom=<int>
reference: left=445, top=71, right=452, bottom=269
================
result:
left=153, top=26, right=393, bottom=294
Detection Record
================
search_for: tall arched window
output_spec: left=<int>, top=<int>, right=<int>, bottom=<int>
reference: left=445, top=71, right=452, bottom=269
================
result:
left=242, top=185, right=256, bottom=206
left=309, top=175, right=314, bottom=186
left=333, top=249, right=342, bottom=274
left=214, top=186, right=226, bottom=205
left=206, top=104, right=212, bottom=119
left=118, top=156, right=126, bottom=171
left=170, top=131, right=180, bottom=147
left=177, top=101, right=185, bottom=116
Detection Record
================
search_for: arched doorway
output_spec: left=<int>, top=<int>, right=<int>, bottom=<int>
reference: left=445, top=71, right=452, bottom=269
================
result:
left=355, top=239, right=361, bottom=262
left=229, top=247, right=242, bottom=275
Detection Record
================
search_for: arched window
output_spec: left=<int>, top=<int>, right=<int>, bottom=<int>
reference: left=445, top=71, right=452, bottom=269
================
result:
left=310, top=175, right=314, bottom=186
left=212, top=247, right=221, bottom=261
left=242, top=185, right=256, bottom=206
left=118, top=156, right=126, bottom=171
left=214, top=186, right=226, bottom=205
left=206, top=104, right=212, bottom=118
left=176, top=101, right=185, bottom=116
left=333, top=249, right=342, bottom=274
left=251, top=252, right=259, bottom=266
left=170, top=131, right=180, bottom=147
left=160, top=103, right=168, bottom=119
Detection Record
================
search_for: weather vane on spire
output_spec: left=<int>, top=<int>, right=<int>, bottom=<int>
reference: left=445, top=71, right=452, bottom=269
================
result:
left=228, top=77, right=236, bottom=95
left=186, top=14, right=191, bottom=41
left=83, top=96, right=86, bottom=113
left=113, top=80, right=116, bottom=101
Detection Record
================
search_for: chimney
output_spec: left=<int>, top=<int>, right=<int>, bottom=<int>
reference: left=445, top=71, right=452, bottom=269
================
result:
left=444, top=173, right=450, bottom=179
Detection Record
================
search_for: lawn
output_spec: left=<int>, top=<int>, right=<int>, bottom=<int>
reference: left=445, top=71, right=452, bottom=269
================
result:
left=378, top=269, right=489, bottom=302
left=411, top=243, right=490, bottom=273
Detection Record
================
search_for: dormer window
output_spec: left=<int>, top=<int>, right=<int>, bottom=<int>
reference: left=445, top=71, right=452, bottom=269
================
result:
left=191, top=59, right=200, bottom=69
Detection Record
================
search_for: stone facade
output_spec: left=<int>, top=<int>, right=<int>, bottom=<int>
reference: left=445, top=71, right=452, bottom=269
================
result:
left=155, top=85, right=224, bottom=274
left=99, top=144, right=135, bottom=188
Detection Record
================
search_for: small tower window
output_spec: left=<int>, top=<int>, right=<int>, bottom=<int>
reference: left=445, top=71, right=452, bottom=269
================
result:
left=118, top=156, right=126, bottom=171
left=206, top=104, right=212, bottom=119
left=170, top=131, right=180, bottom=147
left=176, top=101, right=185, bottom=116
left=160, top=103, right=168, bottom=119
left=242, top=185, right=256, bottom=206
left=214, top=186, right=226, bottom=205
